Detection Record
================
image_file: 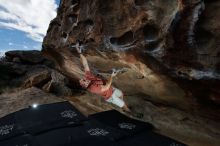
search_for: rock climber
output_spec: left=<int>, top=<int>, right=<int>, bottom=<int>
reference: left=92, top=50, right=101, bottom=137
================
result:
left=75, top=42, right=131, bottom=112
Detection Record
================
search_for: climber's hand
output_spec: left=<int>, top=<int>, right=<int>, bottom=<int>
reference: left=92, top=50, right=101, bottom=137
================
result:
left=111, top=70, right=118, bottom=77
left=76, top=42, right=82, bottom=54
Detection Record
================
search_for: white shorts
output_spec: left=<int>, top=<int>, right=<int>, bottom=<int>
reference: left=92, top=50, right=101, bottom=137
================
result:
left=106, top=88, right=125, bottom=108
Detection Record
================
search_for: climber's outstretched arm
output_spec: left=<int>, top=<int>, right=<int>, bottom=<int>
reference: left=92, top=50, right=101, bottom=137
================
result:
left=100, top=71, right=117, bottom=92
left=79, top=54, right=90, bottom=72
left=76, top=43, right=90, bottom=72
left=101, top=75, right=113, bottom=92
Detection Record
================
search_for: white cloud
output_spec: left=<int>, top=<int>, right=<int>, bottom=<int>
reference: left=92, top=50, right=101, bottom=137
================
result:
left=8, top=42, right=13, bottom=46
left=0, top=0, right=58, bottom=42
left=23, top=45, right=28, bottom=49
left=0, top=52, right=5, bottom=58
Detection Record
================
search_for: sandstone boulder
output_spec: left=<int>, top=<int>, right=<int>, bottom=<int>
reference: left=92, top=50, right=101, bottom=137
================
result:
left=0, top=50, right=74, bottom=96
left=5, top=50, right=46, bottom=64
left=42, top=0, right=220, bottom=120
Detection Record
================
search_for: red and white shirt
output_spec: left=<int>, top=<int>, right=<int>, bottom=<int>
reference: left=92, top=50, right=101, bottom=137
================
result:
left=83, top=71, right=113, bottom=100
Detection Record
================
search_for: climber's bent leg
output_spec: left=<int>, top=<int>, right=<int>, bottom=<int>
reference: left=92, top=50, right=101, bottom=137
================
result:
left=106, top=88, right=130, bottom=112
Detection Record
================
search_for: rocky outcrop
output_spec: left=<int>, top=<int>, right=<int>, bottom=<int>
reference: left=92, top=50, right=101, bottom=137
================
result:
left=0, top=50, right=75, bottom=96
left=5, top=50, right=46, bottom=64
left=42, top=0, right=220, bottom=120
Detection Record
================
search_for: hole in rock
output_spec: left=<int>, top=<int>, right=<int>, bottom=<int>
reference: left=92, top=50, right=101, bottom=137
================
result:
left=204, top=0, right=219, bottom=3
left=145, top=41, right=159, bottom=51
left=86, top=38, right=95, bottom=43
left=89, top=38, right=95, bottom=42
left=135, top=0, right=149, bottom=6
left=68, top=14, right=77, bottom=23
left=98, top=0, right=115, bottom=14
left=169, top=11, right=181, bottom=33
left=195, top=28, right=215, bottom=52
left=71, top=0, right=78, bottom=5
left=110, top=31, right=134, bottom=46
left=61, top=32, right=68, bottom=38
left=143, top=24, right=159, bottom=42
left=84, top=19, right=94, bottom=26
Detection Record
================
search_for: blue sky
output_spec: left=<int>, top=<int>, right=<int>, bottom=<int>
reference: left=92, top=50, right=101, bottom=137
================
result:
left=0, top=0, right=60, bottom=54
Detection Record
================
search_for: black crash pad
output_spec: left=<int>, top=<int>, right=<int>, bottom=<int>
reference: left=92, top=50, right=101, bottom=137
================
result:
left=116, top=130, right=187, bottom=146
left=0, top=103, right=187, bottom=146
left=0, top=134, right=33, bottom=146
left=89, top=110, right=153, bottom=136
left=34, top=121, right=121, bottom=146
left=15, top=101, right=87, bottom=134
left=82, top=120, right=127, bottom=141
left=33, top=127, right=74, bottom=146
left=0, top=113, right=23, bottom=141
